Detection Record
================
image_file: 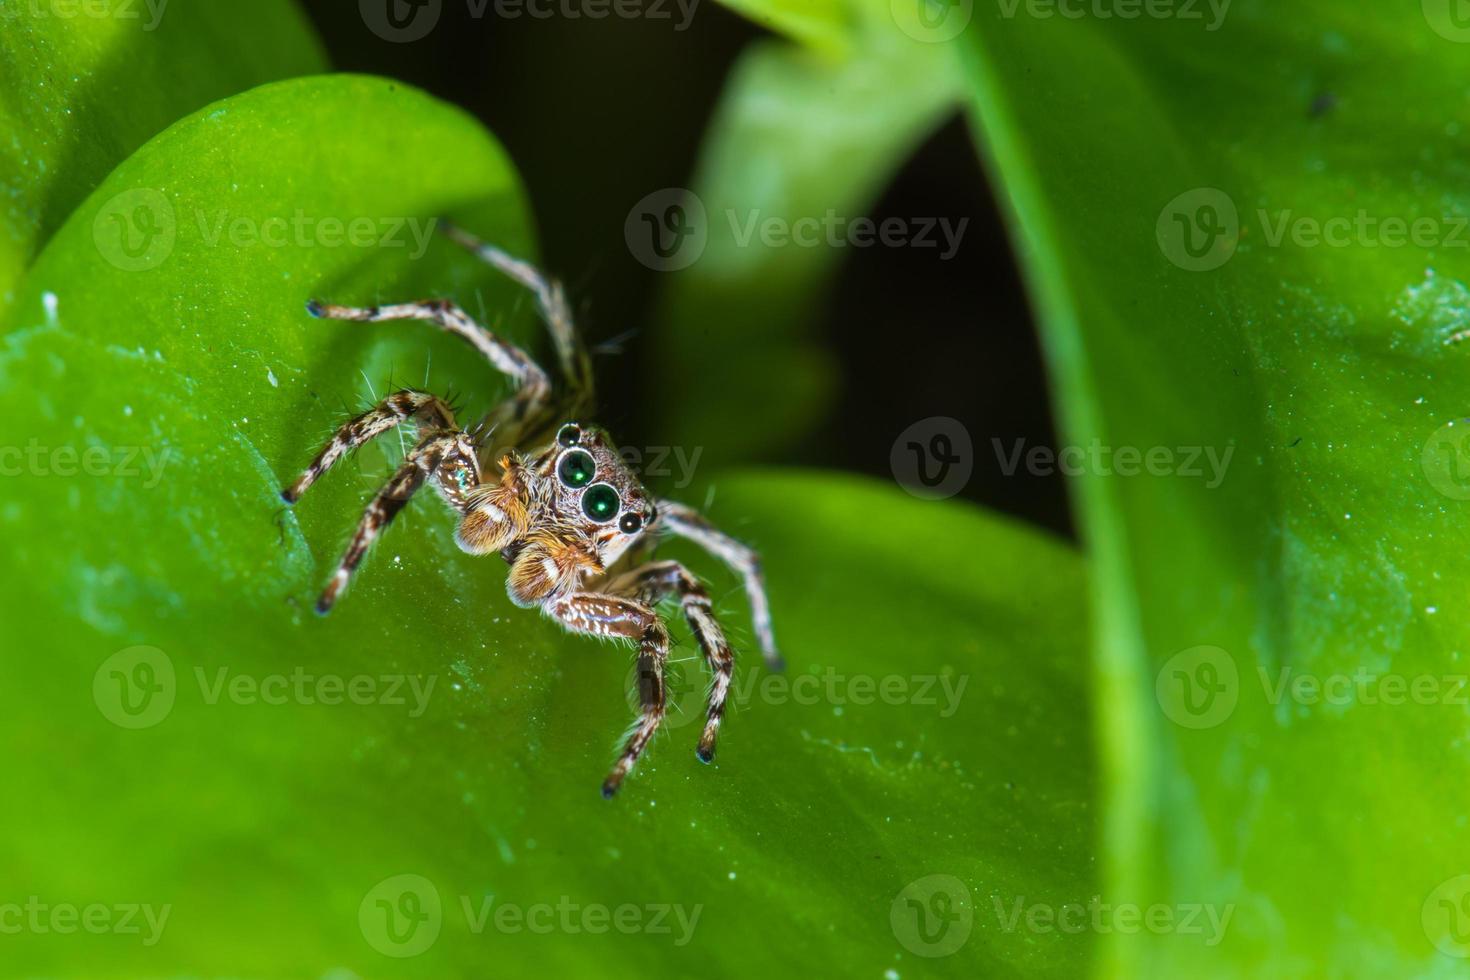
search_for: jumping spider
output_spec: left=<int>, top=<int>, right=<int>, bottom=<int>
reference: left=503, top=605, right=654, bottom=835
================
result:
left=279, top=223, right=781, bottom=797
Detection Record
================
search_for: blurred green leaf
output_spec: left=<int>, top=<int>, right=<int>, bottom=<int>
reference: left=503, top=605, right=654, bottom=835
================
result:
left=0, top=73, right=1094, bottom=975
left=962, top=2, right=1470, bottom=973
left=0, top=0, right=326, bottom=311
left=652, top=0, right=964, bottom=464
left=714, top=0, right=851, bottom=52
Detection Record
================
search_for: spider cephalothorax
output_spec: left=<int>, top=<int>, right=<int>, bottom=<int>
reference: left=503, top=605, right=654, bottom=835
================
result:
left=280, top=223, right=781, bottom=797
left=458, top=422, right=658, bottom=605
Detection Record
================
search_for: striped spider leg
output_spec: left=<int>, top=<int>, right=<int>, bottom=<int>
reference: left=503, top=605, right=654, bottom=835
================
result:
left=603, top=560, right=735, bottom=768
left=278, top=223, right=780, bottom=796
left=282, top=294, right=554, bottom=612
left=280, top=388, right=484, bottom=613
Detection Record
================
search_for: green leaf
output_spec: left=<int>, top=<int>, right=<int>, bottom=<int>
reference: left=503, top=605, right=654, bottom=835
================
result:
left=0, top=74, right=1093, bottom=973
left=714, top=0, right=852, bottom=53
left=961, top=3, right=1470, bottom=973
left=651, top=3, right=964, bottom=463
left=0, top=0, right=327, bottom=310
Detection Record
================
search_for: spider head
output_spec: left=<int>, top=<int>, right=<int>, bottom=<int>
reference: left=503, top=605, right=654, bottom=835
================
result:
left=540, top=421, right=657, bottom=560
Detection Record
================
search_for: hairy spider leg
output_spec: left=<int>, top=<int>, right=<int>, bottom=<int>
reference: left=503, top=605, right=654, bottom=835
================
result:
left=441, top=221, right=594, bottom=406
left=656, top=500, right=782, bottom=671
left=282, top=389, right=456, bottom=504
left=315, top=430, right=467, bottom=613
left=607, top=560, right=735, bottom=763
left=281, top=389, right=481, bottom=613
left=306, top=299, right=553, bottom=436
left=544, top=592, right=671, bottom=797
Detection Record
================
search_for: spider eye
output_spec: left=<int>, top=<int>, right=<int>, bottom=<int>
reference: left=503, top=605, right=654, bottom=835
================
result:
left=582, top=483, right=620, bottom=523
left=558, top=449, right=596, bottom=488
left=619, top=512, right=643, bottom=534
left=557, top=423, right=581, bottom=448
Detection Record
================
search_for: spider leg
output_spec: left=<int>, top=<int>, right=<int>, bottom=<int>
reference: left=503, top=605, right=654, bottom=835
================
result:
left=306, top=298, right=553, bottom=428
left=442, top=221, right=594, bottom=404
left=654, top=500, right=782, bottom=672
left=281, top=390, right=456, bottom=503
left=543, top=591, right=670, bottom=797
left=606, top=560, right=734, bottom=763
left=314, top=428, right=477, bottom=614
left=283, top=389, right=480, bottom=612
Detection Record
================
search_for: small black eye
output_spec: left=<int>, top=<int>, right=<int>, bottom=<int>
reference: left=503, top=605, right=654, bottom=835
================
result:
left=558, top=449, right=596, bottom=488
left=582, top=483, right=620, bottom=523
left=557, top=423, right=581, bottom=448
left=619, top=512, right=643, bottom=534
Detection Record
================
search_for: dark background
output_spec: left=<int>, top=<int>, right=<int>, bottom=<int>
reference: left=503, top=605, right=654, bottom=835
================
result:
left=300, top=0, right=1073, bottom=537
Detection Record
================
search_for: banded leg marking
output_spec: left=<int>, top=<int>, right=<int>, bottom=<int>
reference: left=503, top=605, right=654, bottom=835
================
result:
left=608, top=560, right=734, bottom=763
left=282, top=390, right=454, bottom=504
left=306, top=298, right=552, bottom=425
left=544, top=592, right=669, bottom=797
left=656, top=500, right=782, bottom=671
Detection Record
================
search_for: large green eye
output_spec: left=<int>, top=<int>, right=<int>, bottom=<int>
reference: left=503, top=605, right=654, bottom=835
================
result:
left=557, top=449, right=596, bottom=488
left=581, top=483, right=620, bottom=523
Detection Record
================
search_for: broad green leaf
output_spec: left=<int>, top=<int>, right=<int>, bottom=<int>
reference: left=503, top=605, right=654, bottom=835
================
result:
left=651, top=1, right=964, bottom=464
left=962, top=3, right=1470, bottom=974
left=0, top=0, right=327, bottom=310
left=0, top=74, right=1094, bottom=974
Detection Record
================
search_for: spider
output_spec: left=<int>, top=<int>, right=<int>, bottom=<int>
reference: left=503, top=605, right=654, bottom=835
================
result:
left=278, top=222, right=782, bottom=798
